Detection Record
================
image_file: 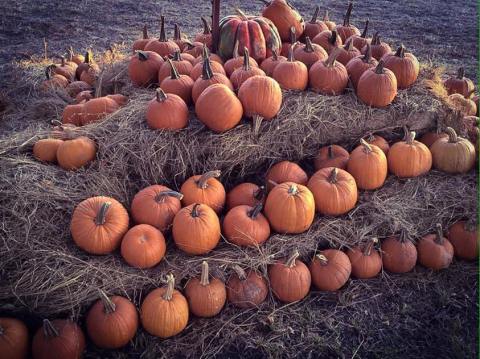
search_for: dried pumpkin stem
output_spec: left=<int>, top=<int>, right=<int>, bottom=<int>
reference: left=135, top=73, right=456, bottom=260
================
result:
left=84, top=51, right=91, bottom=64
left=233, top=265, right=247, bottom=280
left=328, top=30, right=338, bottom=46
left=343, top=2, right=353, bottom=26
left=375, top=60, right=385, bottom=74
left=405, top=131, right=416, bottom=144
left=248, top=203, right=264, bottom=219
left=395, top=45, right=405, bottom=58
left=197, top=170, right=221, bottom=189
left=457, top=67, right=465, bottom=79
left=327, top=145, right=334, bottom=159
left=445, top=127, right=458, bottom=143
left=287, top=45, right=295, bottom=62
left=200, top=261, right=210, bottom=286
left=325, top=47, right=341, bottom=67
left=43, top=319, right=59, bottom=338
left=172, top=50, right=182, bottom=61
left=45, top=64, right=56, bottom=80
left=289, top=26, right=296, bottom=45
left=167, top=59, right=180, bottom=79
left=137, top=51, right=149, bottom=61
left=323, top=10, right=330, bottom=21
left=360, top=138, right=373, bottom=153
left=316, top=254, right=329, bottom=266
left=202, top=57, right=214, bottom=80
left=328, top=168, right=338, bottom=183
left=304, top=37, right=315, bottom=53
left=201, top=44, right=209, bottom=60
left=95, top=202, right=112, bottom=225
left=173, top=23, right=181, bottom=41
left=271, top=49, right=279, bottom=61
left=235, top=8, right=249, bottom=21
left=363, top=237, right=378, bottom=256
left=163, top=274, right=175, bottom=301
left=363, top=44, right=373, bottom=63
left=159, top=15, right=167, bottom=42
left=243, top=47, right=251, bottom=70
left=191, top=204, right=201, bottom=217
left=142, top=24, right=148, bottom=39
left=398, top=229, right=408, bottom=243
left=360, top=19, right=369, bottom=38
left=254, top=185, right=266, bottom=201
left=434, top=223, right=444, bottom=245
left=285, top=250, right=300, bottom=267
left=252, top=115, right=265, bottom=136
left=310, top=6, right=320, bottom=23
left=201, top=17, right=211, bottom=34
left=154, top=190, right=183, bottom=202
left=345, top=38, right=354, bottom=51
left=98, top=289, right=116, bottom=314
left=287, top=184, right=299, bottom=195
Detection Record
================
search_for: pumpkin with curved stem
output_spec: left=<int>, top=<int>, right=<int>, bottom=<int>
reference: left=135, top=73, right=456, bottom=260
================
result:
left=185, top=261, right=226, bottom=317
left=86, top=291, right=138, bottom=349
left=227, top=266, right=268, bottom=308
left=192, top=58, right=233, bottom=103
left=75, top=51, right=98, bottom=80
left=230, top=47, right=266, bottom=90
left=312, top=30, right=343, bottom=54
left=364, top=133, right=389, bottom=154
left=419, top=120, right=448, bottom=148
left=381, top=231, right=418, bottom=273
left=347, top=139, right=388, bottom=190
left=303, top=6, right=329, bottom=40
left=272, top=45, right=308, bottom=90
left=71, top=196, right=129, bottom=254
left=141, top=274, right=189, bottom=338
left=41, top=65, right=69, bottom=91
left=0, top=317, right=29, bottom=359
left=183, top=41, right=204, bottom=58
left=323, top=10, right=336, bottom=30
left=81, top=97, right=121, bottom=125
left=180, top=170, right=225, bottom=212
left=309, top=48, right=348, bottom=95
left=349, top=19, right=370, bottom=50
left=444, top=68, right=475, bottom=98
left=266, top=161, right=308, bottom=191
left=132, top=25, right=151, bottom=52
left=224, top=41, right=259, bottom=77
left=381, top=45, right=419, bottom=89
left=128, top=50, right=164, bottom=87
left=146, top=88, right=188, bottom=130
left=195, top=83, right=243, bottom=132
left=307, top=167, right=358, bottom=216
left=190, top=46, right=226, bottom=81
left=448, top=93, right=477, bottom=116
left=261, top=0, right=304, bottom=42
left=357, top=60, right=398, bottom=108
left=53, top=56, right=76, bottom=81
left=345, top=44, right=378, bottom=89
left=448, top=220, right=478, bottom=260
left=269, top=250, right=311, bottom=303
left=314, top=144, right=350, bottom=170
left=32, top=319, right=85, bottom=359
left=144, top=16, right=180, bottom=57
left=418, top=224, right=454, bottom=270
left=158, top=50, right=192, bottom=81
left=66, top=81, right=92, bottom=97
left=335, top=2, right=360, bottom=42
left=260, top=49, right=287, bottom=76
left=430, top=127, right=476, bottom=173
left=364, top=32, right=392, bottom=61
left=223, top=203, right=270, bottom=247
left=336, top=38, right=361, bottom=66
left=194, top=17, right=212, bottom=47
left=120, top=224, right=166, bottom=269
left=159, top=59, right=194, bottom=105
left=227, top=183, right=265, bottom=210
left=387, top=131, right=432, bottom=178
left=56, top=136, right=96, bottom=170
left=33, top=138, right=64, bottom=163
left=347, top=238, right=382, bottom=279
left=172, top=203, right=221, bottom=255
left=264, top=182, right=315, bottom=234
left=310, top=250, right=351, bottom=291
left=173, top=23, right=190, bottom=52
left=293, top=36, right=328, bottom=69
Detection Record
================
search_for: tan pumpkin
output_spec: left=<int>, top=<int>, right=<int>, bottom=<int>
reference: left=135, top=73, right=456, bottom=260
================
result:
left=381, top=232, right=418, bottom=273
left=345, top=44, right=378, bottom=89
left=347, top=139, right=388, bottom=190
left=444, top=67, right=475, bottom=97
left=227, top=266, right=268, bottom=308
left=381, top=45, right=419, bottom=89
left=347, top=238, right=382, bottom=279
left=260, top=49, right=287, bottom=76
left=265, top=160, right=308, bottom=191
left=272, top=45, right=308, bottom=90
left=448, top=220, right=478, bottom=260
left=417, top=223, right=454, bottom=270
left=312, top=29, right=343, bottom=54
left=230, top=47, right=266, bottom=91
left=223, top=203, right=270, bottom=247
left=144, top=16, right=180, bottom=57
left=387, top=131, right=432, bottom=178
left=226, top=183, right=265, bottom=210
left=314, top=144, right=350, bottom=170
left=146, top=88, right=189, bottom=130
left=180, top=170, right=226, bottom=213
left=56, top=136, right=96, bottom=170
left=293, top=36, right=328, bottom=69
left=357, top=60, right=398, bottom=108
left=334, top=2, right=360, bottom=42
left=159, top=59, right=194, bottom=105
left=309, top=47, right=348, bottom=95
left=192, top=57, right=234, bottom=103
left=448, top=93, right=477, bottom=116
left=33, top=138, right=64, bottom=163
left=120, top=224, right=166, bottom=269
left=309, top=249, right=351, bottom=291
left=430, top=127, right=476, bottom=173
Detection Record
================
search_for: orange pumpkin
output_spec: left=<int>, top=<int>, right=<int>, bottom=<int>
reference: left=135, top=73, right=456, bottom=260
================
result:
left=323, top=10, right=336, bottom=31
left=183, top=41, right=204, bottom=58
left=381, top=232, right=417, bottom=273
left=128, top=50, right=164, bottom=87
left=347, top=238, right=382, bottom=279
left=70, top=196, right=129, bottom=254
left=447, top=93, right=477, bottom=116
left=230, top=47, right=266, bottom=91
left=347, top=139, right=388, bottom=190
left=120, top=224, right=166, bottom=269
left=33, top=138, right=64, bottom=163
left=68, top=47, right=85, bottom=65
left=310, top=250, right=351, bottom=291
left=32, top=319, right=85, bottom=359
left=293, top=36, right=327, bottom=69
left=312, top=30, right=342, bottom=54
left=381, top=45, right=419, bottom=89
left=62, top=103, right=85, bottom=126
left=444, top=67, right=475, bottom=98
left=75, top=90, right=93, bottom=104
left=192, top=57, right=233, bottom=103
left=261, top=0, right=305, bottom=42
left=314, top=144, right=350, bottom=170
left=387, top=131, right=432, bottom=178
left=224, top=41, right=260, bottom=77
left=159, top=59, right=194, bottom=105
left=223, top=203, right=270, bottom=247
left=75, top=51, right=98, bottom=81
left=364, top=133, right=389, bottom=154
left=56, top=136, right=96, bottom=170
left=417, top=223, right=454, bottom=270
left=357, top=60, right=398, bottom=108
left=266, top=160, right=308, bottom=191
left=180, top=170, right=225, bottom=213
left=158, top=50, right=193, bottom=81
left=226, top=182, right=265, bottom=210
left=66, top=81, right=92, bottom=97
left=349, top=19, right=371, bottom=50
left=363, top=32, right=392, bottom=60
left=419, top=127, right=448, bottom=149
left=53, top=56, right=76, bottom=81
left=448, top=220, right=478, bottom=260
left=336, top=38, right=361, bottom=66
left=227, top=266, right=268, bottom=308
left=194, top=17, right=213, bottom=47
left=303, top=6, right=329, bottom=40
left=81, top=97, right=120, bottom=125
left=345, top=43, right=378, bottom=89
left=132, top=25, right=151, bottom=52
left=309, top=47, right=348, bottom=95
left=146, top=88, right=189, bottom=130
left=0, top=317, right=29, bottom=359
left=334, top=2, right=360, bottom=42
left=280, top=26, right=302, bottom=57
left=190, top=46, right=226, bottom=81
left=173, top=23, right=190, bottom=51
left=260, top=49, right=287, bottom=76
left=272, top=45, right=308, bottom=90
left=40, top=65, right=69, bottom=91
left=144, top=16, right=180, bottom=57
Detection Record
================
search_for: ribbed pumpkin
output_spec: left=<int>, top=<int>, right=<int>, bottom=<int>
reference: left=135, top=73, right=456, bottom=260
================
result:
left=140, top=274, right=189, bottom=338
left=180, top=170, right=226, bottom=213
left=223, top=203, right=270, bottom=247
left=265, top=160, right=308, bottom=191
left=336, top=38, right=361, bottom=66
left=195, top=83, right=243, bottom=132
left=307, top=167, right=358, bottom=216
left=345, top=44, right=378, bottom=89
left=172, top=203, right=221, bottom=255
left=444, top=68, right=475, bottom=97
left=195, top=17, right=212, bottom=47
left=347, top=139, right=387, bottom=190
left=132, top=25, right=151, bottom=52
left=260, top=49, right=287, bottom=76
left=68, top=48, right=85, bottom=65
left=81, top=96, right=120, bottom=125
left=347, top=238, right=382, bottom=279
left=448, top=93, right=477, bottom=116
left=86, top=292, right=138, bottom=349
left=230, top=48, right=266, bottom=90
left=357, top=60, right=398, bottom=108
left=40, top=65, right=69, bottom=91
left=144, top=16, right=180, bottom=57
left=417, top=224, right=454, bottom=270
left=430, top=127, right=476, bottom=173
left=226, top=183, right=265, bottom=210
left=309, top=48, right=348, bottom=95
left=269, top=250, right=311, bottom=303
left=303, top=6, right=329, bottom=40
left=264, top=182, right=315, bottom=234
left=381, top=45, right=419, bottom=89
left=66, top=81, right=92, bottom=97
left=158, top=50, right=193, bottom=81
left=159, top=59, right=194, bottom=105
left=448, top=220, right=478, bottom=260
left=310, top=249, right=351, bottom=291
left=364, top=32, right=392, bottom=60
left=272, top=46, right=308, bottom=90
left=33, top=138, right=64, bottom=163
left=120, top=224, right=166, bottom=269
left=128, top=50, right=164, bottom=87
left=349, top=19, right=370, bottom=50
left=32, top=319, right=85, bottom=359
left=185, top=261, right=226, bottom=318
left=364, top=133, right=390, bottom=154
left=146, top=88, right=188, bottom=130
left=224, top=41, right=259, bottom=77
left=387, top=131, right=432, bottom=178
left=70, top=196, right=129, bottom=255
left=261, top=0, right=304, bottom=42
left=227, top=266, right=268, bottom=308
left=312, top=29, right=342, bottom=53
left=0, top=317, right=29, bottom=359
left=192, top=57, right=233, bottom=103
left=334, top=2, right=360, bottom=42
left=381, top=232, right=418, bottom=273
left=314, top=144, right=350, bottom=170
left=293, top=36, right=327, bottom=69
left=173, top=24, right=190, bottom=52
left=56, top=136, right=96, bottom=171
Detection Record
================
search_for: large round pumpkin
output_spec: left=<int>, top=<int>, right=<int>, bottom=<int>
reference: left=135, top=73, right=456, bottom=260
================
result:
left=128, top=50, right=164, bottom=87
left=312, top=30, right=342, bottom=54
left=120, top=224, right=166, bottom=269
left=430, top=127, right=475, bottom=173
left=272, top=46, right=308, bottom=90
left=144, top=16, right=180, bottom=57
left=146, top=88, right=189, bottom=130
left=387, top=131, right=432, bottom=178
left=223, top=203, right=270, bottom=247
left=227, top=266, right=268, bottom=308
left=309, top=249, right=351, bottom=291
left=357, top=60, right=398, bottom=108
left=381, top=233, right=418, bottom=273
left=159, top=60, right=194, bottom=105
left=230, top=48, right=266, bottom=91
left=265, top=160, right=308, bottom=191
left=0, top=317, right=29, bottom=359
left=261, top=0, right=304, bottom=42
left=347, top=139, right=388, bottom=190
left=180, top=170, right=226, bottom=213
left=345, top=44, right=378, bottom=89
left=381, top=45, right=419, bottom=89
left=33, top=138, right=64, bottom=163
left=314, top=144, right=350, bottom=170
left=347, top=238, right=382, bottom=279
left=226, top=182, right=265, bottom=210
left=32, top=319, right=85, bottom=359
left=293, top=36, right=327, bottom=69
left=303, top=6, right=329, bottom=40
left=448, top=220, right=478, bottom=260
left=309, top=48, right=349, bottom=95
left=444, top=67, right=475, bottom=98
left=56, top=136, right=96, bottom=170
left=417, top=224, right=454, bottom=270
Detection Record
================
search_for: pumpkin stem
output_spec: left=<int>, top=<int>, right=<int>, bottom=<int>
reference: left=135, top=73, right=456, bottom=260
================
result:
left=363, top=237, right=378, bottom=256
left=360, top=19, right=369, bottom=38
left=372, top=32, right=381, bottom=46
left=95, top=202, right=112, bottom=225
left=233, top=265, right=247, bottom=280
left=243, top=47, right=251, bottom=70
left=173, top=23, right=181, bottom=41
left=201, top=44, right=210, bottom=60
left=375, top=60, right=385, bottom=74
left=324, top=47, right=341, bottom=67
left=465, top=218, right=477, bottom=232
left=202, top=56, right=214, bottom=80
left=343, top=2, right=354, bottom=26
left=248, top=203, right=263, bottom=219
left=252, top=115, right=265, bottom=136
left=328, top=30, right=338, bottom=46
left=267, top=179, right=279, bottom=188
left=43, top=319, right=59, bottom=338
left=167, top=59, right=181, bottom=79
left=327, top=167, right=338, bottom=183
left=360, top=138, right=373, bottom=153
left=316, top=254, right=329, bottom=266
left=137, top=50, right=149, bottom=61
left=362, top=44, right=372, bottom=63
left=254, top=185, right=266, bottom=201
left=445, top=127, right=458, bottom=143
left=271, top=49, right=279, bottom=61
left=304, top=37, right=315, bottom=53
left=200, top=261, right=210, bottom=286
left=232, top=40, right=240, bottom=58
left=434, top=223, right=444, bottom=245
left=172, top=50, right=182, bottom=61
left=191, top=203, right=201, bottom=218
left=154, top=190, right=184, bottom=202
left=326, top=145, right=334, bottom=158
left=59, top=56, right=66, bottom=67
left=155, top=88, right=167, bottom=102
left=98, top=289, right=116, bottom=314
left=285, top=250, right=300, bottom=268
left=323, top=10, right=330, bottom=22
left=405, top=131, right=416, bottom=145
left=235, top=8, right=249, bottom=21
left=289, top=26, right=296, bottom=45
left=200, top=17, right=211, bottom=34
left=162, top=274, right=175, bottom=301
left=398, top=229, right=408, bottom=243
left=159, top=15, right=167, bottom=42
left=84, top=51, right=91, bottom=64
left=0, top=324, right=3, bottom=336
left=457, top=67, right=465, bottom=79
left=287, top=184, right=299, bottom=196
left=45, top=64, right=56, bottom=80
left=345, top=38, right=354, bottom=51
left=395, top=44, right=405, bottom=58
left=142, top=24, right=148, bottom=40
left=197, top=170, right=221, bottom=189
left=287, top=45, right=296, bottom=62
left=310, top=6, right=320, bottom=23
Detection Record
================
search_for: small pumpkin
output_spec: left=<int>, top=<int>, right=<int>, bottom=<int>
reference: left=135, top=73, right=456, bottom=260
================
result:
left=146, top=88, right=189, bottom=130
left=387, top=131, right=432, bottom=178
left=309, top=47, right=348, bottom=95
left=307, top=167, right=358, bottom=216
left=223, top=203, right=270, bottom=247
left=75, top=51, right=98, bottom=81
left=309, top=250, right=351, bottom=291
left=224, top=41, right=259, bottom=77
left=172, top=203, right=221, bottom=255
left=293, top=36, right=328, bottom=69
left=347, top=139, right=388, bottom=190
left=66, top=81, right=92, bottom=97
left=323, top=10, right=336, bottom=30
left=444, top=67, right=475, bottom=98
left=260, top=49, right=287, bottom=76
left=79, top=66, right=96, bottom=86
left=261, top=0, right=305, bottom=42
left=53, top=56, right=76, bottom=81
left=448, top=220, right=478, bottom=260
left=159, top=59, right=194, bottom=105
left=56, top=136, right=96, bottom=170
left=448, top=93, right=477, bottom=116
left=0, top=317, right=29, bottom=359
left=86, top=291, right=138, bottom=349
left=226, top=183, right=265, bottom=210
left=314, top=144, right=350, bottom=170
left=190, top=46, right=226, bottom=81
left=180, top=170, right=226, bottom=213
left=349, top=19, right=370, bottom=50
left=140, top=274, right=189, bottom=338
left=185, top=261, right=227, bottom=317
left=279, top=26, right=301, bottom=57
left=230, top=47, right=266, bottom=90
left=357, top=60, right=398, bottom=108
left=364, top=133, right=390, bottom=154
left=70, top=196, right=129, bottom=255
left=40, top=65, right=69, bottom=91
left=363, top=32, right=392, bottom=61
left=81, top=96, right=120, bottom=125
left=334, top=2, right=360, bottom=42
left=303, top=6, right=329, bottom=40
left=75, top=90, right=93, bottom=104
left=132, top=25, right=151, bottom=52
left=269, top=250, right=311, bottom=303
left=419, top=122, right=448, bottom=148
left=128, top=50, right=164, bottom=87
left=417, top=223, right=454, bottom=270
left=68, top=47, right=85, bottom=65
left=173, top=23, right=190, bottom=51
left=120, top=224, right=166, bottom=269
left=381, top=45, right=419, bottom=89
left=33, top=138, right=64, bottom=163
left=144, top=16, right=180, bottom=57
left=381, top=231, right=418, bottom=273
left=192, top=57, right=233, bottom=103
left=347, top=238, right=382, bottom=279
left=32, top=319, right=85, bottom=359
left=183, top=41, right=204, bottom=58
left=194, top=17, right=212, bottom=47
left=227, top=265, right=268, bottom=308
left=272, top=45, right=308, bottom=90
left=345, top=43, right=378, bottom=89
left=265, top=160, right=308, bottom=191
left=312, top=29, right=343, bottom=54
left=336, top=38, right=361, bottom=66
left=430, top=127, right=476, bottom=173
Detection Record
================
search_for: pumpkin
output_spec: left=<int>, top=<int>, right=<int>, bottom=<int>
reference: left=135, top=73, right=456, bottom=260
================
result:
left=265, top=160, right=308, bottom=191
left=312, top=29, right=342, bottom=54
left=68, top=47, right=85, bottom=65
left=66, top=81, right=92, bottom=97
left=314, top=144, right=350, bottom=170
left=32, top=319, right=85, bottom=359
left=381, top=232, right=418, bottom=273
left=194, top=17, right=212, bottom=47
left=417, top=223, right=454, bottom=270
left=120, top=224, right=166, bottom=269
left=79, top=66, right=96, bottom=86
left=223, top=203, right=270, bottom=247
left=53, top=56, right=76, bottom=81
left=357, top=60, right=398, bottom=108
left=349, top=19, right=370, bottom=50
left=334, top=2, right=360, bottom=42
left=190, top=48, right=226, bottom=81
left=132, top=25, right=151, bottom=52
left=347, top=238, right=382, bottom=279
left=195, top=83, right=243, bottom=132
left=381, top=45, right=419, bottom=89
left=185, top=261, right=226, bottom=317
left=173, top=23, right=190, bottom=51
left=269, top=250, right=311, bottom=303
left=303, top=6, right=329, bottom=40
left=146, top=88, right=188, bottom=130
left=75, top=90, right=93, bottom=104
left=128, top=50, right=164, bottom=87
left=140, top=274, right=189, bottom=338
left=86, top=292, right=138, bottom=349
left=272, top=45, right=308, bottom=90
left=293, top=36, right=327, bottom=69
left=260, top=49, right=287, bottom=76
left=159, top=59, right=194, bottom=105
left=56, top=136, right=96, bottom=170
left=180, top=170, right=225, bottom=212
left=218, top=9, right=281, bottom=62
left=444, top=67, right=475, bottom=97
left=227, top=265, right=268, bottom=308
left=33, top=138, right=64, bottom=163
left=172, top=203, right=221, bottom=255
left=364, top=133, right=390, bottom=154
left=75, top=51, right=98, bottom=81
left=261, top=0, right=304, bottom=41
left=238, top=75, right=282, bottom=134
left=226, top=183, right=265, bottom=210
left=62, top=103, right=84, bottom=126
left=336, top=38, right=361, bottom=66
left=307, top=167, right=358, bottom=216
left=192, top=52, right=224, bottom=67
left=309, top=48, right=348, bottom=95
left=310, top=249, right=351, bottom=291
left=106, top=94, right=128, bottom=107
left=323, top=10, right=336, bottom=30
left=70, top=196, right=129, bottom=254
left=364, top=32, right=392, bottom=61
left=230, top=48, right=266, bottom=91
left=419, top=124, right=448, bottom=148
left=81, top=97, right=120, bottom=125
left=280, top=26, right=302, bottom=57
left=347, top=139, right=388, bottom=190
left=224, top=41, right=259, bottom=77
left=448, top=93, right=477, bottom=116
left=144, top=16, right=180, bottom=57
left=192, top=57, right=233, bottom=103
left=430, top=127, right=476, bottom=173
left=40, top=65, right=69, bottom=91
left=264, top=182, right=315, bottom=234
left=448, top=220, right=478, bottom=260
left=0, top=317, right=29, bottom=359
left=345, top=43, right=378, bottom=89
left=387, top=131, right=432, bottom=178
left=182, top=41, right=204, bottom=58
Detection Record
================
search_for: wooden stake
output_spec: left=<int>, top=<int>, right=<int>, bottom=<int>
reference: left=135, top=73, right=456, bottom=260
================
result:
left=211, top=0, right=220, bottom=53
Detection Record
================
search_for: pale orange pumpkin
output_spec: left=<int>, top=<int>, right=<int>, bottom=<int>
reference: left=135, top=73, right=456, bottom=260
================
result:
left=56, top=136, right=96, bottom=171
left=363, top=32, right=392, bottom=60
left=309, top=47, right=349, bottom=95
left=381, top=45, right=419, bottom=89
left=132, top=25, right=151, bottom=52
left=349, top=19, right=371, bottom=50
left=387, top=131, right=432, bottom=178
left=334, top=2, right=360, bottom=42
left=347, top=139, right=388, bottom=190
left=230, top=47, right=266, bottom=91
left=303, top=6, right=329, bottom=40
left=128, top=50, right=164, bottom=87
left=417, top=223, right=454, bottom=270
left=381, top=232, right=418, bottom=273
left=357, top=60, right=398, bottom=108
left=226, top=183, right=265, bottom=210
left=144, top=16, right=180, bottom=57
left=364, top=133, right=390, bottom=154
left=223, top=40, right=259, bottom=77
left=444, top=67, right=475, bottom=98
left=336, top=37, right=362, bottom=66
left=158, top=50, right=193, bottom=81
left=293, top=36, right=328, bottom=69
left=33, top=138, right=64, bottom=163
left=272, top=45, right=308, bottom=90
left=192, top=57, right=233, bottom=103
left=159, top=59, right=194, bottom=105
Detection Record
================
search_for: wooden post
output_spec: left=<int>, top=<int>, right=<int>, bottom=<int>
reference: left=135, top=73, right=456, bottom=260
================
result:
left=211, top=0, right=220, bottom=53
